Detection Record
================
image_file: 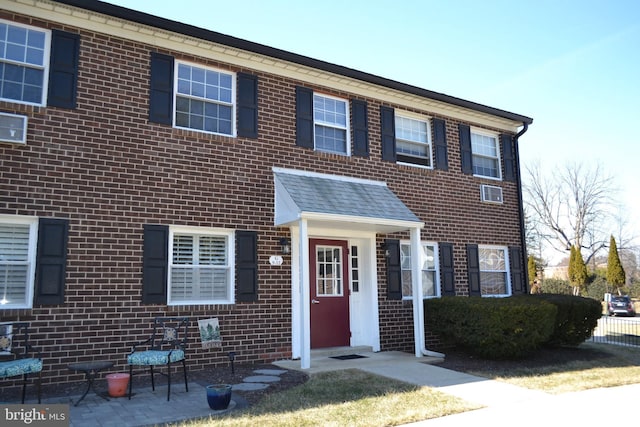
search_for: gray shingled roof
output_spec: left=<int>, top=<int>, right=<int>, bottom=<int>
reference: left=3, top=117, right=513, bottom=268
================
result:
left=275, top=171, right=421, bottom=223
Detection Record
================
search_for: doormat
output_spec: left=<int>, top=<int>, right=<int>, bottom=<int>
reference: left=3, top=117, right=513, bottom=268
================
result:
left=330, top=354, right=368, bottom=360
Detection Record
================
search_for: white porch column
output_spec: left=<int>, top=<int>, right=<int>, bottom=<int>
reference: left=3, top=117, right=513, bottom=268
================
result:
left=299, top=218, right=311, bottom=369
left=410, top=226, right=423, bottom=358
left=290, top=226, right=300, bottom=360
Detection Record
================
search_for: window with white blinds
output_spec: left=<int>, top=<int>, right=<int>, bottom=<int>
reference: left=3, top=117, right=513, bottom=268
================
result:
left=169, top=228, right=233, bottom=304
left=400, top=241, right=440, bottom=299
left=0, top=217, right=37, bottom=308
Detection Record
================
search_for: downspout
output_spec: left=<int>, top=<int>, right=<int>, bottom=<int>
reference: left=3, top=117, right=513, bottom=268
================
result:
left=411, top=227, right=445, bottom=359
left=514, top=122, right=530, bottom=292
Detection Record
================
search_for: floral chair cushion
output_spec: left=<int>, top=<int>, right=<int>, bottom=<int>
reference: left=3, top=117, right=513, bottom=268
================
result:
left=0, top=358, right=42, bottom=378
left=127, top=349, right=185, bottom=366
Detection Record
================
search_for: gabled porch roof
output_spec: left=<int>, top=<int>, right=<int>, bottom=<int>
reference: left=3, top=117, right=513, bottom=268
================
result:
left=273, top=167, right=424, bottom=233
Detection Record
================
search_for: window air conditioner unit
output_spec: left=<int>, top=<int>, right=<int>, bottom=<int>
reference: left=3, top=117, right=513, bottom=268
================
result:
left=480, top=184, right=503, bottom=204
left=0, top=112, right=28, bottom=144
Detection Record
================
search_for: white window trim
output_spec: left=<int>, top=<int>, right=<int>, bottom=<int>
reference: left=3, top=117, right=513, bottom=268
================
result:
left=313, top=92, right=351, bottom=156
left=478, top=245, right=511, bottom=297
left=0, top=215, right=38, bottom=309
left=395, top=111, right=433, bottom=170
left=471, top=127, right=502, bottom=181
left=173, top=60, right=237, bottom=137
left=0, top=19, right=51, bottom=107
left=400, top=240, right=440, bottom=300
left=167, top=226, right=235, bottom=306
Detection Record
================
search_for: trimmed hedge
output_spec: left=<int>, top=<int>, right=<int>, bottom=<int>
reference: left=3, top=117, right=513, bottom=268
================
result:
left=424, top=296, right=557, bottom=359
left=528, top=293, right=602, bottom=347
left=424, top=294, right=603, bottom=359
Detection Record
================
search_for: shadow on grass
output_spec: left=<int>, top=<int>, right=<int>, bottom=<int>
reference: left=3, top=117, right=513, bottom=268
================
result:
left=454, top=342, right=640, bottom=381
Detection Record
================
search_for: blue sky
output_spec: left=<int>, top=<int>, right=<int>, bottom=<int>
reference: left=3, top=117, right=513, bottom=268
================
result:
left=105, top=0, right=640, bottom=255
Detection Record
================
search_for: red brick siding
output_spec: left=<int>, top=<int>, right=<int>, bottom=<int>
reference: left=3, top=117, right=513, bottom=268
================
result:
left=0, top=11, right=523, bottom=386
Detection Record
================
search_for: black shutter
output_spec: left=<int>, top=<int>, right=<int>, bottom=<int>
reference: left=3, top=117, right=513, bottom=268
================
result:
left=502, top=134, right=516, bottom=182
left=380, top=106, right=396, bottom=162
left=385, top=239, right=402, bottom=300
left=509, top=246, right=526, bottom=294
left=149, top=52, right=174, bottom=125
left=142, top=224, right=169, bottom=304
left=236, top=231, right=258, bottom=302
left=439, top=242, right=455, bottom=296
left=352, top=99, right=369, bottom=157
left=34, top=218, right=69, bottom=305
left=466, top=244, right=481, bottom=296
left=47, top=30, right=80, bottom=109
left=295, top=86, right=314, bottom=148
left=459, top=124, right=473, bottom=175
left=237, top=73, right=258, bottom=138
left=433, top=118, right=448, bottom=170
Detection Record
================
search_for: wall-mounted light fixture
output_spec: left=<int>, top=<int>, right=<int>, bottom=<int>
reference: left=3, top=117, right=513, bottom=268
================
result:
left=279, top=237, right=291, bottom=255
left=380, top=242, right=390, bottom=259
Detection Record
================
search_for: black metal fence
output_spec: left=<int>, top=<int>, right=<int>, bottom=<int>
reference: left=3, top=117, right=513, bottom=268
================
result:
left=590, top=315, right=640, bottom=347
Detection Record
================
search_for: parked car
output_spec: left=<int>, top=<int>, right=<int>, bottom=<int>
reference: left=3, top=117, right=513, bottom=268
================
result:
left=608, top=295, right=636, bottom=316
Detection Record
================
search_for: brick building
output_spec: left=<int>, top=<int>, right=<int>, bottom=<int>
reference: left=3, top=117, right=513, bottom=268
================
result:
left=0, top=0, right=533, bottom=387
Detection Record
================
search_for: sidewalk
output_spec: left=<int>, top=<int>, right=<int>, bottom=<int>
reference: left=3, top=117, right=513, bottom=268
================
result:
left=411, top=383, right=640, bottom=426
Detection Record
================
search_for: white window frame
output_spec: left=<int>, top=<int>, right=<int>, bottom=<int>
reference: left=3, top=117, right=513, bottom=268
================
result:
left=400, top=241, right=440, bottom=300
left=395, top=112, right=433, bottom=169
left=315, top=245, right=344, bottom=297
left=478, top=245, right=511, bottom=297
left=313, top=93, right=350, bottom=155
left=350, top=244, right=359, bottom=293
left=471, top=128, right=502, bottom=180
left=168, top=226, right=235, bottom=305
left=0, top=215, right=38, bottom=309
left=173, top=60, right=236, bottom=137
left=0, top=19, right=51, bottom=106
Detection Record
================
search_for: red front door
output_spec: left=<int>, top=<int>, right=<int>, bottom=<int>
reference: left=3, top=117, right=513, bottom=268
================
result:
left=309, top=239, right=350, bottom=348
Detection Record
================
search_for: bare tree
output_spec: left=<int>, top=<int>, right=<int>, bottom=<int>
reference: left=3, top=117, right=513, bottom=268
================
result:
left=523, top=161, right=617, bottom=265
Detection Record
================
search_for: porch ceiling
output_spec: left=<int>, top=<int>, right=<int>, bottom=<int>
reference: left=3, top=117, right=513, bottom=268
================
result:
left=273, top=167, right=424, bottom=233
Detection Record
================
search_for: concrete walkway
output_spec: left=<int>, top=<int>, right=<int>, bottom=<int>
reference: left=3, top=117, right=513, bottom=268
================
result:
left=274, top=350, right=548, bottom=408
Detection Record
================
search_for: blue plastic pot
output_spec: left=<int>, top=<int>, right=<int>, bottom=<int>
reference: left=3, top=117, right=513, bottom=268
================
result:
left=206, top=384, right=232, bottom=410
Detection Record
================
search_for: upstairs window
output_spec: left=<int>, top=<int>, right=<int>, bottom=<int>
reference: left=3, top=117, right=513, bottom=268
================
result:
left=395, top=114, right=432, bottom=167
left=0, top=20, right=50, bottom=106
left=471, top=129, right=501, bottom=179
left=169, top=227, right=234, bottom=305
left=175, top=61, right=235, bottom=136
left=313, top=93, right=349, bottom=155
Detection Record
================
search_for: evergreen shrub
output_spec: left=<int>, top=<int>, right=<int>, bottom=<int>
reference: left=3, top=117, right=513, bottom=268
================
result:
left=540, top=278, right=572, bottom=295
left=424, top=296, right=556, bottom=359
left=529, top=294, right=602, bottom=346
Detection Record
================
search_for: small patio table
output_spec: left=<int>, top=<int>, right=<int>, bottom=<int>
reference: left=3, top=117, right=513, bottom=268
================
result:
left=67, top=360, right=114, bottom=406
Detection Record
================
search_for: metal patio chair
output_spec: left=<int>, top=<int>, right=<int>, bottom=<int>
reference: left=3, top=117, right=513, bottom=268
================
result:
left=127, top=316, right=190, bottom=401
left=0, top=322, right=43, bottom=403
